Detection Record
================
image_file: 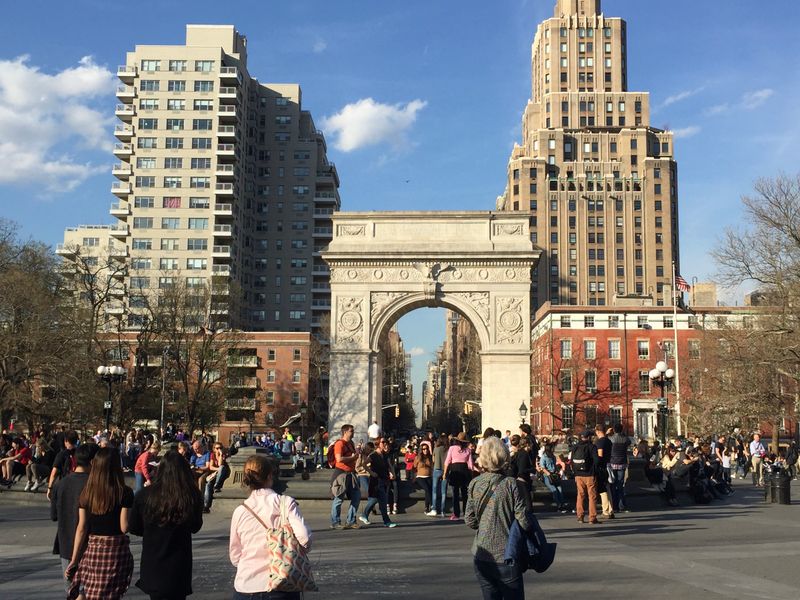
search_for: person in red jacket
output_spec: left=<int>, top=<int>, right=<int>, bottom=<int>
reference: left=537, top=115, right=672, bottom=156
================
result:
left=134, top=440, right=160, bottom=494
left=1, top=438, right=32, bottom=486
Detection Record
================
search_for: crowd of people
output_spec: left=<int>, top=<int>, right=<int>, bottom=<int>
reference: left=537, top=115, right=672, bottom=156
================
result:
left=1, top=420, right=795, bottom=599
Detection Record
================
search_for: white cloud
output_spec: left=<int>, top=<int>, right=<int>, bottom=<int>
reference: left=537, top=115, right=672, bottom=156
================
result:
left=741, top=88, right=774, bottom=109
left=672, top=126, right=701, bottom=139
left=0, top=55, right=116, bottom=192
left=705, top=103, right=730, bottom=116
left=313, top=39, right=327, bottom=54
left=661, top=86, right=705, bottom=108
left=320, top=97, right=428, bottom=152
left=407, top=346, right=427, bottom=357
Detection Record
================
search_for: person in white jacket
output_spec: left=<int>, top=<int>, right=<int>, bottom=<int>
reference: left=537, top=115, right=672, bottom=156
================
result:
left=229, top=455, right=312, bottom=599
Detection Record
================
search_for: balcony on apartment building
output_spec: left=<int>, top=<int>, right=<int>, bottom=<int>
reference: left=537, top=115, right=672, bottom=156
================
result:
left=113, top=143, right=133, bottom=157
left=212, top=245, right=231, bottom=258
left=115, top=104, right=135, bottom=120
left=114, top=124, right=134, bottom=140
left=116, top=85, right=136, bottom=100
left=214, top=203, right=233, bottom=217
left=217, top=125, right=237, bottom=140
left=215, top=182, right=234, bottom=195
left=109, top=224, right=129, bottom=237
left=213, top=224, right=233, bottom=237
left=111, top=182, right=132, bottom=196
left=218, top=86, right=238, bottom=101
left=214, top=163, right=236, bottom=177
left=117, top=65, right=137, bottom=81
left=218, top=66, right=240, bottom=82
left=227, top=377, right=259, bottom=389
left=217, top=105, right=238, bottom=120
left=227, top=355, right=259, bottom=368
left=112, top=162, right=132, bottom=179
left=225, top=398, right=257, bottom=411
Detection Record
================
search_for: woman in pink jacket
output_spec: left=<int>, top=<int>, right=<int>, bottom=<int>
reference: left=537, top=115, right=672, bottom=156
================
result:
left=229, top=455, right=312, bottom=599
left=443, top=432, right=476, bottom=521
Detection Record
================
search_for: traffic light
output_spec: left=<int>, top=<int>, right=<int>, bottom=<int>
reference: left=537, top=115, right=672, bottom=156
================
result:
left=395, top=405, right=400, bottom=417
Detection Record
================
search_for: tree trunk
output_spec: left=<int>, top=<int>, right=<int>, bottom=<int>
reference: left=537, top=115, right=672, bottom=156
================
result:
left=773, top=419, right=780, bottom=455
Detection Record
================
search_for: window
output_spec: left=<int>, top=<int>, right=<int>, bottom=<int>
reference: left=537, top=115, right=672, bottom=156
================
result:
left=190, top=177, right=210, bottom=188
left=560, top=339, right=572, bottom=359
left=130, top=277, right=150, bottom=289
left=560, top=315, right=571, bottom=328
left=638, top=371, right=651, bottom=393
left=165, top=137, right=183, bottom=149
left=194, top=80, right=214, bottom=92
left=193, top=99, right=213, bottom=111
left=267, top=369, right=276, bottom=382
left=584, top=340, right=596, bottom=360
left=134, top=196, right=154, bottom=208
left=688, top=339, right=701, bottom=359
left=609, top=370, right=621, bottom=392
left=161, top=218, right=180, bottom=230
left=168, top=60, right=186, bottom=72
left=584, top=316, right=594, bottom=328
left=162, top=196, right=181, bottom=208
left=265, top=392, right=275, bottom=406
left=189, top=197, right=209, bottom=209
left=610, top=407, right=622, bottom=426
left=160, top=258, right=178, bottom=270
left=167, top=99, right=185, bottom=111
left=188, top=218, right=208, bottom=230
left=186, top=258, right=207, bottom=270
left=663, top=316, right=674, bottom=328
left=139, top=80, right=159, bottom=92
left=194, top=61, right=214, bottom=72
left=191, top=158, right=211, bottom=169
left=290, top=276, right=307, bottom=285
left=192, top=138, right=213, bottom=149
left=585, top=370, right=597, bottom=392
left=139, top=99, right=158, bottom=110
left=292, top=391, right=301, bottom=404
left=164, top=157, right=182, bottom=169
left=637, top=316, right=648, bottom=328
left=138, top=118, right=157, bottom=130
left=561, top=404, right=574, bottom=428
left=291, top=369, right=302, bottom=383
left=161, top=238, right=179, bottom=250
left=293, top=348, right=302, bottom=361
left=187, top=238, right=207, bottom=251
left=133, top=217, right=153, bottom=229
left=609, top=316, right=619, bottom=328
left=637, top=340, right=649, bottom=359
left=163, top=176, right=181, bottom=188
left=192, top=119, right=213, bottom=130
left=167, top=80, right=186, bottom=92
left=608, top=339, right=620, bottom=359
left=132, top=238, right=152, bottom=250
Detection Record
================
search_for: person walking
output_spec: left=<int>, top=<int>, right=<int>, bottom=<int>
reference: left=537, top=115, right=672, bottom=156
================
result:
left=134, top=440, right=160, bottom=494
left=230, top=454, right=312, bottom=599
left=749, top=433, right=767, bottom=487
left=608, top=423, right=631, bottom=512
left=414, top=443, right=434, bottom=514
left=507, top=435, right=535, bottom=510
left=465, top=437, right=530, bottom=600
left=359, top=437, right=397, bottom=528
left=593, top=425, right=613, bottom=518
left=354, top=442, right=373, bottom=501
left=431, top=434, right=449, bottom=517
left=571, top=430, right=600, bottom=524
left=444, top=432, right=475, bottom=521
left=329, top=424, right=360, bottom=529
left=64, top=447, right=134, bottom=600
left=129, top=450, right=204, bottom=600
left=50, top=443, right=98, bottom=595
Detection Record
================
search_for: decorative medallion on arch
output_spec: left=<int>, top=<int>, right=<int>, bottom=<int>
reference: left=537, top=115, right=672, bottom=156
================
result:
left=323, top=212, right=541, bottom=440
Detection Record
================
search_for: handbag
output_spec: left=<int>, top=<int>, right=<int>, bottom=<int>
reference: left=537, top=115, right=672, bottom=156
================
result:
left=547, top=472, right=562, bottom=486
left=242, top=496, right=318, bottom=592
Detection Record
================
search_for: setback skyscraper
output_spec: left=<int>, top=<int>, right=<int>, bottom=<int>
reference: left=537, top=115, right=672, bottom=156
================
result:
left=501, top=0, right=679, bottom=308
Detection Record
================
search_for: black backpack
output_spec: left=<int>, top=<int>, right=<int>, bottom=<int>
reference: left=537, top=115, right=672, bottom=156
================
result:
left=571, top=442, right=594, bottom=475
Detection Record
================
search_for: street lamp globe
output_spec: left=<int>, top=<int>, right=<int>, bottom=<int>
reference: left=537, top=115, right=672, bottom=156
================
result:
left=97, top=366, right=107, bottom=376
left=664, top=368, right=675, bottom=380
left=655, top=361, right=668, bottom=373
left=648, top=368, right=661, bottom=380
left=518, top=401, right=528, bottom=420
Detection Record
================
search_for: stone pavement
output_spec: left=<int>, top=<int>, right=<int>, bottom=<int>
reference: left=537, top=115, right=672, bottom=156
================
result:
left=0, top=479, right=798, bottom=599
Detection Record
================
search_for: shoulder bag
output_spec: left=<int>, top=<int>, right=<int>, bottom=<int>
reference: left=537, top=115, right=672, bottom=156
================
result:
left=242, top=495, right=318, bottom=592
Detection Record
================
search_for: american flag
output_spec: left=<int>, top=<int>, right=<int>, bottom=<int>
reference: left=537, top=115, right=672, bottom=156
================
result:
left=675, top=274, right=691, bottom=292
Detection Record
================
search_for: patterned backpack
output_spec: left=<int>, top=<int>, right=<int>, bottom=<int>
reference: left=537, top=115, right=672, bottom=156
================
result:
left=243, top=495, right=318, bottom=592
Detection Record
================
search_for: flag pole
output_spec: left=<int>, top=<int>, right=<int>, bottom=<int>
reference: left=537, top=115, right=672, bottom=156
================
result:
left=672, top=260, right=682, bottom=437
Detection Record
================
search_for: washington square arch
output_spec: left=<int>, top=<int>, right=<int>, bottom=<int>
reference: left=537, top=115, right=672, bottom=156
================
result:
left=322, top=211, right=541, bottom=440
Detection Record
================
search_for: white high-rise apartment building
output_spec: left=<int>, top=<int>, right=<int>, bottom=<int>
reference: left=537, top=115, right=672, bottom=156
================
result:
left=109, top=25, right=339, bottom=332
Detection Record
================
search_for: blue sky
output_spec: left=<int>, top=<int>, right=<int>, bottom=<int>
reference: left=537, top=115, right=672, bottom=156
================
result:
left=0, top=0, right=796, bottom=409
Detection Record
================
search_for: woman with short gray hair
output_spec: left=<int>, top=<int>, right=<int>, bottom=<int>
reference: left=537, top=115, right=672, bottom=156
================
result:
left=465, top=436, right=530, bottom=599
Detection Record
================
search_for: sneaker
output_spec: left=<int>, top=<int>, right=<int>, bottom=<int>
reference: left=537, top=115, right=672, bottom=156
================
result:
left=426, top=510, right=438, bottom=517
left=214, top=489, right=223, bottom=495
left=449, top=514, right=460, bottom=521
left=385, top=522, right=398, bottom=528
left=436, top=512, right=444, bottom=517
left=606, top=512, right=615, bottom=519
left=23, top=482, right=31, bottom=492
left=348, top=522, right=362, bottom=529
left=329, top=524, right=343, bottom=530
left=358, top=516, right=371, bottom=526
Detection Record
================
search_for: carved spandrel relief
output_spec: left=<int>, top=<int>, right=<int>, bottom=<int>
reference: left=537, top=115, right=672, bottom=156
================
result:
left=328, top=265, right=530, bottom=284
left=370, top=292, right=405, bottom=325
left=337, top=297, right=364, bottom=346
left=449, top=292, right=490, bottom=327
left=495, top=296, right=524, bottom=345
left=338, top=224, right=366, bottom=236
left=493, top=223, right=524, bottom=236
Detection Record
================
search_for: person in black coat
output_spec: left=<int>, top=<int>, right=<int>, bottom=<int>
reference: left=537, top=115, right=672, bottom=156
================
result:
left=129, top=450, right=203, bottom=600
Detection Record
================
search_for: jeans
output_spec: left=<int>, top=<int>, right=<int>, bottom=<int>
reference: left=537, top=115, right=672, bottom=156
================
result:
left=417, top=476, right=432, bottom=511
left=314, top=447, right=323, bottom=467
left=358, top=475, right=370, bottom=499
left=432, top=468, right=447, bottom=513
left=473, top=559, right=524, bottom=600
left=362, top=480, right=392, bottom=525
left=543, top=476, right=564, bottom=506
left=204, top=476, right=217, bottom=508
left=451, top=481, right=468, bottom=518
left=134, top=472, right=145, bottom=494
left=331, top=484, right=361, bottom=525
left=609, top=466, right=627, bottom=511
left=232, top=591, right=300, bottom=600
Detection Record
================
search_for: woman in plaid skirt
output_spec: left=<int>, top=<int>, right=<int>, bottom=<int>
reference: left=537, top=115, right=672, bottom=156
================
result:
left=64, top=447, right=134, bottom=600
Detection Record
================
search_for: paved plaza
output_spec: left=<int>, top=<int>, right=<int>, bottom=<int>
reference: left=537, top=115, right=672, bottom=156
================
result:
left=0, top=480, right=798, bottom=599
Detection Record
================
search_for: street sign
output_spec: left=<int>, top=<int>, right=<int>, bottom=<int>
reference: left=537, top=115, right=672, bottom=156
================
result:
left=656, top=397, right=667, bottom=407
left=104, top=401, right=112, bottom=410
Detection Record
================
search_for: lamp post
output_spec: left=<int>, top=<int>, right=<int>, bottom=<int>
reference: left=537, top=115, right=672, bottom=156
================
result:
left=160, top=346, right=173, bottom=440
left=519, top=401, right=529, bottom=424
left=97, top=365, right=127, bottom=433
left=300, top=402, right=308, bottom=446
left=648, top=360, right=675, bottom=444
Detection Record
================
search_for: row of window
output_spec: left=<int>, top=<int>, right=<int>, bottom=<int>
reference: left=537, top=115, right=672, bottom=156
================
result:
left=138, top=118, right=214, bottom=130
left=139, top=60, right=216, bottom=72
left=557, top=405, right=622, bottom=430
left=137, top=137, right=213, bottom=149
left=559, top=338, right=701, bottom=360
left=135, top=158, right=212, bottom=170
left=132, top=217, right=208, bottom=229
left=139, top=80, right=215, bottom=92
left=251, top=310, right=306, bottom=322
left=556, top=368, right=670, bottom=395
left=545, top=27, right=615, bottom=39
left=544, top=41, right=615, bottom=54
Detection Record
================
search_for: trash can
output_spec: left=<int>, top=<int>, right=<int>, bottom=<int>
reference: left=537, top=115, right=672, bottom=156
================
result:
left=766, top=466, right=792, bottom=505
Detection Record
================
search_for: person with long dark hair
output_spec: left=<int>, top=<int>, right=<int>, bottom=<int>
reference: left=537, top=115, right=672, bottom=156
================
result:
left=443, top=432, right=475, bottom=521
left=65, top=447, right=134, bottom=600
left=129, top=450, right=204, bottom=600
left=414, top=443, right=434, bottom=514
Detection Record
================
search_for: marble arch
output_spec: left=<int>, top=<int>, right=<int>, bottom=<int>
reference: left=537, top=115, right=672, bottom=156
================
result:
left=322, top=212, right=541, bottom=441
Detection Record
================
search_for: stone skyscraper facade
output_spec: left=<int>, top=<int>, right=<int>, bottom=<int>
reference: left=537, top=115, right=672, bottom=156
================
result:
left=501, top=0, right=679, bottom=308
